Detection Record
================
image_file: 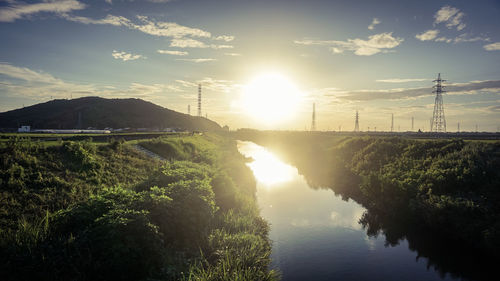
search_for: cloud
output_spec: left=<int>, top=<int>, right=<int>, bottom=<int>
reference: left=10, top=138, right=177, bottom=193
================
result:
left=112, top=50, right=145, bottom=61
left=416, top=29, right=439, bottom=41
left=157, top=50, right=188, bottom=56
left=368, top=18, right=381, bottom=30
left=0, top=0, right=86, bottom=22
left=338, top=80, right=500, bottom=101
left=453, top=33, right=490, bottom=43
left=416, top=31, right=489, bottom=44
left=175, top=77, right=241, bottom=93
left=214, top=35, right=235, bottom=42
left=483, top=42, right=500, bottom=51
left=224, top=53, right=241, bottom=56
left=434, top=6, right=466, bottom=31
left=376, top=78, right=430, bottom=83
left=169, top=38, right=233, bottom=49
left=170, top=38, right=208, bottom=48
left=62, top=13, right=211, bottom=38
left=0, top=62, right=184, bottom=103
left=0, top=62, right=64, bottom=84
left=295, top=32, right=403, bottom=56
left=435, top=37, right=452, bottom=43
left=175, top=58, right=217, bottom=63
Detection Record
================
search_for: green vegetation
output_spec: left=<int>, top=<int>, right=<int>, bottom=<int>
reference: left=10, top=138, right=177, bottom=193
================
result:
left=236, top=130, right=500, bottom=256
left=0, top=135, right=277, bottom=280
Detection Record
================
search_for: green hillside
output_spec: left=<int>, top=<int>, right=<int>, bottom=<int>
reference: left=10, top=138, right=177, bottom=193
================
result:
left=0, top=97, right=221, bottom=131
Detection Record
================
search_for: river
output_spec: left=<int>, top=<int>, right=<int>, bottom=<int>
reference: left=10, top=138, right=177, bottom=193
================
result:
left=237, top=141, right=460, bottom=281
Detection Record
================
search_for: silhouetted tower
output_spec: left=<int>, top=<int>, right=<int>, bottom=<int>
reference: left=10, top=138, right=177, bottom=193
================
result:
left=354, top=111, right=359, bottom=132
left=391, top=113, right=394, bottom=132
left=311, top=103, right=316, bottom=131
left=411, top=117, right=414, bottom=131
left=457, top=122, right=460, bottom=133
left=431, top=73, right=446, bottom=132
left=197, top=84, right=202, bottom=117
left=188, top=105, right=191, bottom=115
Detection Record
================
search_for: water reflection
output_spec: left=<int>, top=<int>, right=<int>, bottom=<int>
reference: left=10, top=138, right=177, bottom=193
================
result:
left=237, top=141, right=462, bottom=281
left=237, top=141, right=295, bottom=186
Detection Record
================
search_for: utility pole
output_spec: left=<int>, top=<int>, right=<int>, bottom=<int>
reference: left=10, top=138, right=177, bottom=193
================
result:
left=197, top=84, right=202, bottom=117
left=431, top=73, right=447, bottom=132
left=411, top=117, right=414, bottom=131
left=391, top=113, right=394, bottom=132
left=457, top=122, right=460, bottom=133
left=311, top=103, right=316, bottom=131
left=354, top=111, right=359, bottom=132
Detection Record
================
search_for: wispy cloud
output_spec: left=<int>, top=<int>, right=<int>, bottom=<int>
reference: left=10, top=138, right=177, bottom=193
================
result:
left=434, top=6, right=466, bottom=31
left=224, top=53, right=241, bottom=56
left=338, top=80, right=500, bottom=101
left=170, top=38, right=233, bottom=49
left=376, top=78, right=430, bottom=83
left=0, top=0, right=86, bottom=22
left=176, top=58, right=217, bottom=63
left=416, top=30, right=489, bottom=44
left=175, top=77, right=241, bottom=93
left=416, top=29, right=439, bottom=41
left=157, top=50, right=188, bottom=56
left=214, top=35, right=235, bottom=42
left=170, top=38, right=208, bottom=48
left=112, top=50, right=145, bottom=61
left=368, top=18, right=380, bottom=30
left=0, top=62, right=183, bottom=103
left=295, top=32, right=403, bottom=56
left=484, top=42, right=500, bottom=51
left=65, top=14, right=212, bottom=38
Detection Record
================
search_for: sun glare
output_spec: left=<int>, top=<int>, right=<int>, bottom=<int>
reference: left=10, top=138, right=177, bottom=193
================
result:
left=240, top=72, right=302, bottom=124
left=237, top=141, right=295, bottom=186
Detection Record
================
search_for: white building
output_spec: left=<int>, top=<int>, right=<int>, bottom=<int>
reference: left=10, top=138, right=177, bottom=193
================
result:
left=18, top=125, right=30, bottom=132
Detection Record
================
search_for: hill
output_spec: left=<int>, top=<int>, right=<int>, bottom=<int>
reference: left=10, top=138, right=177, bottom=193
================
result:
left=0, top=97, right=221, bottom=131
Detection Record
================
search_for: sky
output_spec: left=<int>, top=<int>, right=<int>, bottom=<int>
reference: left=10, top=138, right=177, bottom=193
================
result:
left=0, top=0, right=499, bottom=132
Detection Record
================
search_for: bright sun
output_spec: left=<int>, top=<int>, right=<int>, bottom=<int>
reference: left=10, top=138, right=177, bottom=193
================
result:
left=240, top=72, right=302, bottom=124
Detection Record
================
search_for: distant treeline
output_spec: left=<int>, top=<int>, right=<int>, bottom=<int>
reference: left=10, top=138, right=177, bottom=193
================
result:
left=0, top=135, right=277, bottom=281
left=235, top=130, right=500, bottom=280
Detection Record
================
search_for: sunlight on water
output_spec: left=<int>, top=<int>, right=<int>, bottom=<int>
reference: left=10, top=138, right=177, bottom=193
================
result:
left=237, top=141, right=296, bottom=186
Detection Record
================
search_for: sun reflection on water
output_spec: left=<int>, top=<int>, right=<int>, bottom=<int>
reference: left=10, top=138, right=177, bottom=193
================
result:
left=237, top=141, right=295, bottom=186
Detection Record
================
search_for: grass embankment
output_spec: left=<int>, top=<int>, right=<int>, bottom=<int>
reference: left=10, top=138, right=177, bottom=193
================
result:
left=0, top=135, right=277, bottom=280
left=236, top=131, right=500, bottom=255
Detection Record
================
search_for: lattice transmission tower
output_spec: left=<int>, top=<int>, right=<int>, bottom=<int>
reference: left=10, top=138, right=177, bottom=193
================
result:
left=311, top=103, right=316, bottom=131
left=197, top=84, right=202, bottom=117
left=431, top=73, right=446, bottom=132
left=354, top=110, right=359, bottom=132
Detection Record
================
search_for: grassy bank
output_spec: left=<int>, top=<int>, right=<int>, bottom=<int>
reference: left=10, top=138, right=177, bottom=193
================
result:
left=0, top=135, right=277, bottom=280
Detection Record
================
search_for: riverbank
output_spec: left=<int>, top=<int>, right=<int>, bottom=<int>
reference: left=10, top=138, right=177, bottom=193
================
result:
left=235, top=130, right=500, bottom=280
left=0, top=134, right=277, bottom=280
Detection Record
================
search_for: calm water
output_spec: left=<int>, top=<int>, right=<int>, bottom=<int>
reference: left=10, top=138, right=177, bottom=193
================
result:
left=237, top=141, right=460, bottom=281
